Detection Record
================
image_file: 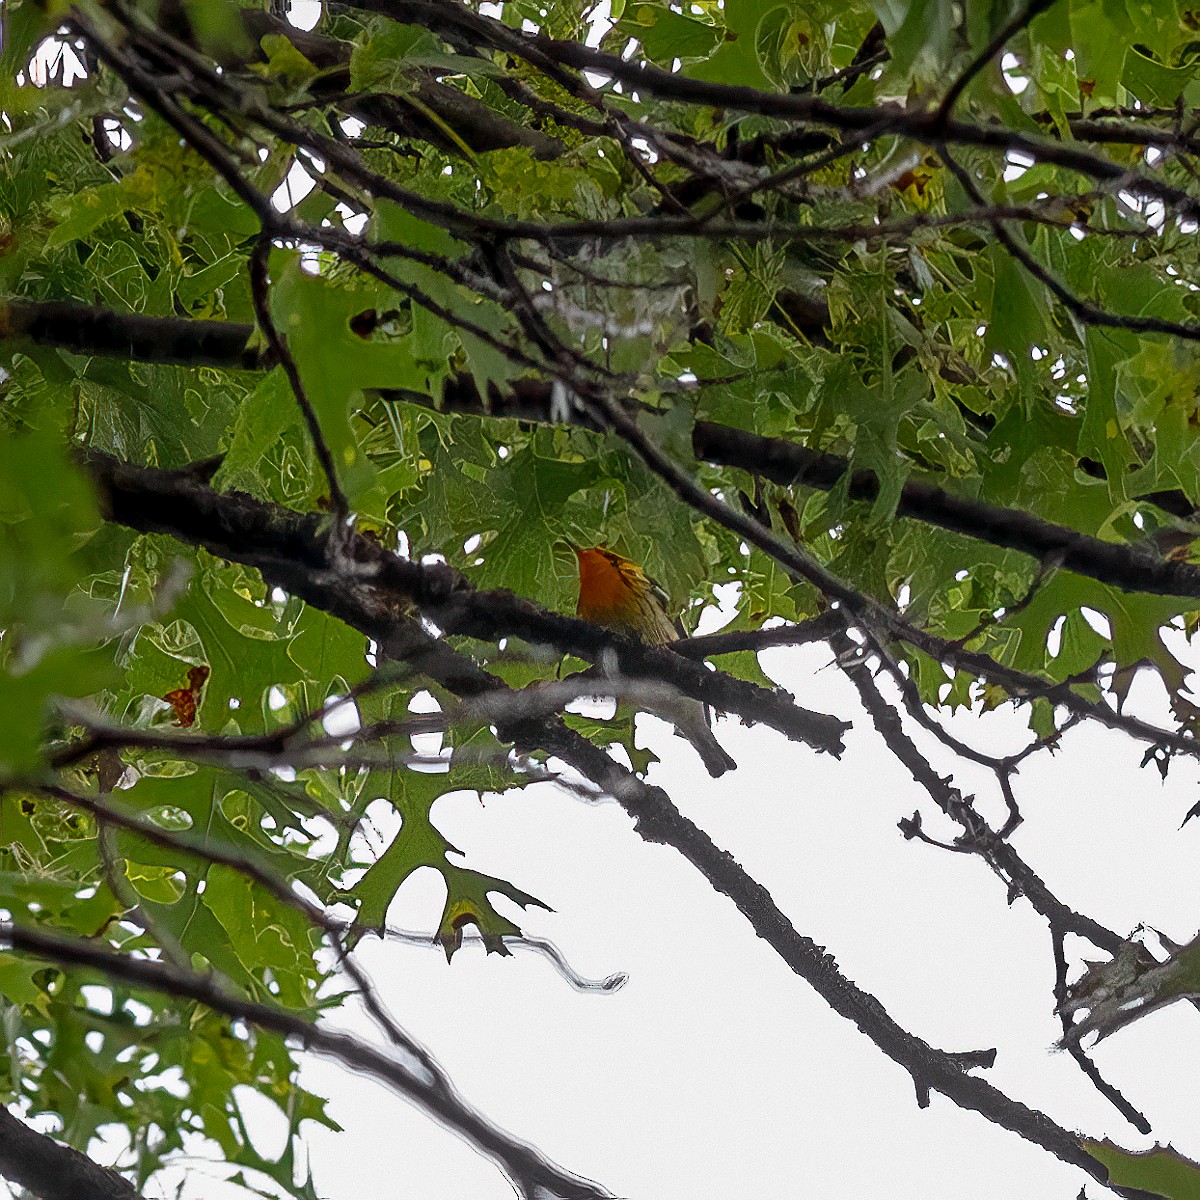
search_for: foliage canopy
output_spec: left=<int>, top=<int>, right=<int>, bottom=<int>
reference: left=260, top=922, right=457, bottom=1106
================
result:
left=6, top=0, right=1200, bottom=1196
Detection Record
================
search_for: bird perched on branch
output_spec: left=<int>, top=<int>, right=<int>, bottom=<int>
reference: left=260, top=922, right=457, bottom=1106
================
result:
left=573, top=546, right=736, bottom=777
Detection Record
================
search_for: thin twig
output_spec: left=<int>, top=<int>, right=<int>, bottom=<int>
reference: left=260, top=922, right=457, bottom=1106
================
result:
left=941, top=146, right=1200, bottom=344
left=253, top=238, right=349, bottom=523
left=935, top=0, right=1059, bottom=121
left=0, top=921, right=613, bottom=1200
left=1050, top=928, right=1153, bottom=1134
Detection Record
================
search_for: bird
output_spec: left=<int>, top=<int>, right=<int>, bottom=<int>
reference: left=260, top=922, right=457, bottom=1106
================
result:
left=572, top=546, right=736, bottom=777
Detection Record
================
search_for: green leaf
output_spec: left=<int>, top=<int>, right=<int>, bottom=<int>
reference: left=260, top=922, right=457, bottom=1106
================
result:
left=349, top=21, right=436, bottom=92
left=183, top=0, right=254, bottom=60
left=684, top=0, right=778, bottom=89
left=616, top=6, right=720, bottom=63
left=1084, top=1142, right=1200, bottom=1200
left=437, top=864, right=551, bottom=958
left=0, top=645, right=120, bottom=777
left=269, top=249, right=435, bottom=505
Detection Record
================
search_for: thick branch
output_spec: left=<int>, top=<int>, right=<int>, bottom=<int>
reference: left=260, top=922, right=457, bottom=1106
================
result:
left=0, top=1106, right=141, bottom=1200
left=433, top=376, right=1200, bottom=601
left=80, top=451, right=846, bottom=755
left=691, top=420, right=1200, bottom=599
left=11, top=301, right=1199, bottom=600
left=0, top=298, right=266, bottom=368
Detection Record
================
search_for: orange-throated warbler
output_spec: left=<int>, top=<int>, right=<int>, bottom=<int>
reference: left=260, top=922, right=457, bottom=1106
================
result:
left=573, top=546, right=735, bottom=777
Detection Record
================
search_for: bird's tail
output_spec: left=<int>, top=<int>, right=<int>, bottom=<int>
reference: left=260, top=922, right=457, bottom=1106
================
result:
left=672, top=697, right=737, bottom=777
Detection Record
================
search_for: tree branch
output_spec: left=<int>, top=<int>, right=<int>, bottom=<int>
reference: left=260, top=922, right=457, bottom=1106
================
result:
left=249, top=235, right=350, bottom=523
left=375, top=618, right=1152, bottom=1199
left=941, top=145, right=1200, bottom=345
left=0, top=923, right=611, bottom=1200
left=238, top=9, right=566, bottom=160
left=691, top=419, right=1200, bottom=599
left=582, top=384, right=1200, bottom=786
left=829, top=625, right=1153, bottom=1132
left=10, top=301, right=1199, bottom=600
left=0, top=298, right=266, bottom=368
left=80, top=450, right=847, bottom=757
left=0, top=1105, right=142, bottom=1200
left=935, top=0, right=1058, bottom=121
left=350, top=0, right=1200, bottom=223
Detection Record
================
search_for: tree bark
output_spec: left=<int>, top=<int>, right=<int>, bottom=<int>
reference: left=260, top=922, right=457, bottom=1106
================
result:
left=0, top=1106, right=141, bottom=1200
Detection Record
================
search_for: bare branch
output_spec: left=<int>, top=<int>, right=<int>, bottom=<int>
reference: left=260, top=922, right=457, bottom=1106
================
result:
left=381, top=925, right=627, bottom=993
left=0, top=923, right=612, bottom=1200
left=1050, top=930, right=1153, bottom=1134
left=833, top=624, right=1157, bottom=1134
